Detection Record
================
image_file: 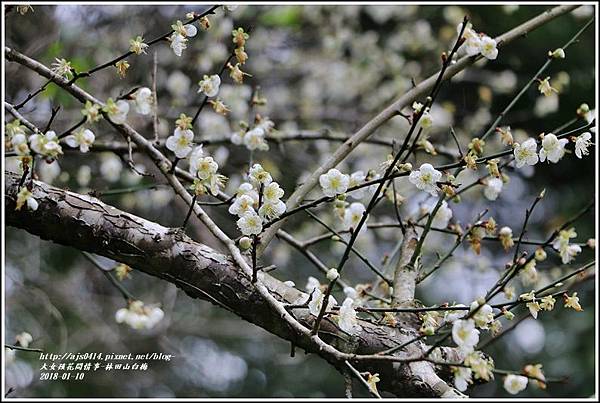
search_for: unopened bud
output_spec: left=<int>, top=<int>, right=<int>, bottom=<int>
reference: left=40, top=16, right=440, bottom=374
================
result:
left=548, top=48, right=565, bottom=59
left=538, top=188, right=546, bottom=199
left=239, top=236, right=253, bottom=250
left=534, top=248, right=547, bottom=261
left=398, top=163, right=412, bottom=172
left=327, top=268, right=340, bottom=281
left=577, top=103, right=590, bottom=117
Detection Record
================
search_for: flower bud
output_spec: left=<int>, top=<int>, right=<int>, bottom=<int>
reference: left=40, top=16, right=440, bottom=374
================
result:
left=239, top=236, right=253, bottom=250
left=534, top=248, right=547, bottom=261
left=327, top=268, right=340, bottom=281
left=548, top=48, right=565, bottom=59
left=398, top=163, right=412, bottom=172
left=499, top=226, right=514, bottom=251
left=503, top=310, right=515, bottom=320
left=577, top=103, right=590, bottom=118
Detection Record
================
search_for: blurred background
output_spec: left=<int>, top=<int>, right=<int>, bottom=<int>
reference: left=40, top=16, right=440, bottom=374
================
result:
left=4, top=4, right=596, bottom=398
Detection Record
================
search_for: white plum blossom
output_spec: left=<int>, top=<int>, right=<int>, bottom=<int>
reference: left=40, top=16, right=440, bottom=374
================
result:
left=423, top=199, right=453, bottom=228
left=458, top=22, right=499, bottom=60
left=483, top=177, right=503, bottom=201
left=348, top=170, right=367, bottom=199
left=103, top=98, right=130, bottom=124
left=263, top=182, right=284, bottom=202
left=574, top=132, right=592, bottom=158
left=480, top=36, right=498, bottom=60
left=236, top=182, right=259, bottom=204
left=195, top=156, right=218, bottom=180
left=513, top=138, right=539, bottom=168
left=166, top=128, right=194, bottom=159
left=115, top=300, right=164, bottom=330
left=15, top=188, right=38, bottom=211
left=503, top=374, right=528, bottom=395
left=552, top=228, right=582, bottom=264
left=132, top=87, right=153, bottom=115
left=337, top=297, right=359, bottom=334
left=256, top=118, right=275, bottom=134
left=452, top=319, right=479, bottom=353
left=168, top=20, right=197, bottom=57
left=443, top=305, right=467, bottom=324
left=11, top=133, right=30, bottom=156
left=228, top=194, right=256, bottom=217
left=319, top=168, right=350, bottom=197
left=419, top=108, right=434, bottom=129
left=470, top=301, right=494, bottom=329
left=466, top=351, right=495, bottom=381
left=15, top=332, right=33, bottom=348
left=464, top=35, right=482, bottom=56
left=237, top=211, right=263, bottom=235
left=198, top=74, right=221, bottom=97
left=249, top=164, right=272, bottom=186
left=343, top=202, right=367, bottom=232
left=308, top=288, right=337, bottom=317
left=243, top=127, right=269, bottom=151
left=169, top=33, right=188, bottom=57
left=29, top=131, right=63, bottom=158
left=453, top=367, right=473, bottom=392
left=65, top=128, right=95, bottom=153
left=520, top=260, right=538, bottom=287
left=538, top=77, right=558, bottom=97
left=409, top=163, right=442, bottom=196
left=188, top=145, right=205, bottom=175
left=297, top=277, right=338, bottom=317
left=258, top=199, right=286, bottom=220
left=459, top=23, right=482, bottom=56
left=539, top=133, right=568, bottom=163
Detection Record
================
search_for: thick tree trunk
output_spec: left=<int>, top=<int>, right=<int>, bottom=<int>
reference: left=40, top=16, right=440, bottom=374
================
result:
left=5, top=171, right=463, bottom=397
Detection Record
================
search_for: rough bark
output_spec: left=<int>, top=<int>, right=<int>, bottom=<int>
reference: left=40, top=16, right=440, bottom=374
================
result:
left=5, top=171, right=463, bottom=397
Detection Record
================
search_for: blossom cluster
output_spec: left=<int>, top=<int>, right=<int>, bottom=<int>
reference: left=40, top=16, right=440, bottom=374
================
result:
left=229, top=164, right=286, bottom=237
left=294, top=276, right=360, bottom=334
left=231, top=116, right=275, bottom=151
left=319, top=168, right=372, bottom=233
left=187, top=144, right=227, bottom=197
left=115, top=300, right=164, bottom=330
left=459, top=22, right=498, bottom=60
left=551, top=228, right=582, bottom=264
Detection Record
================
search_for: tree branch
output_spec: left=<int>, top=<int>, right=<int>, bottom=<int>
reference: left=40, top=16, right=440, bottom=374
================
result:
left=258, top=4, right=580, bottom=253
left=5, top=171, right=463, bottom=397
